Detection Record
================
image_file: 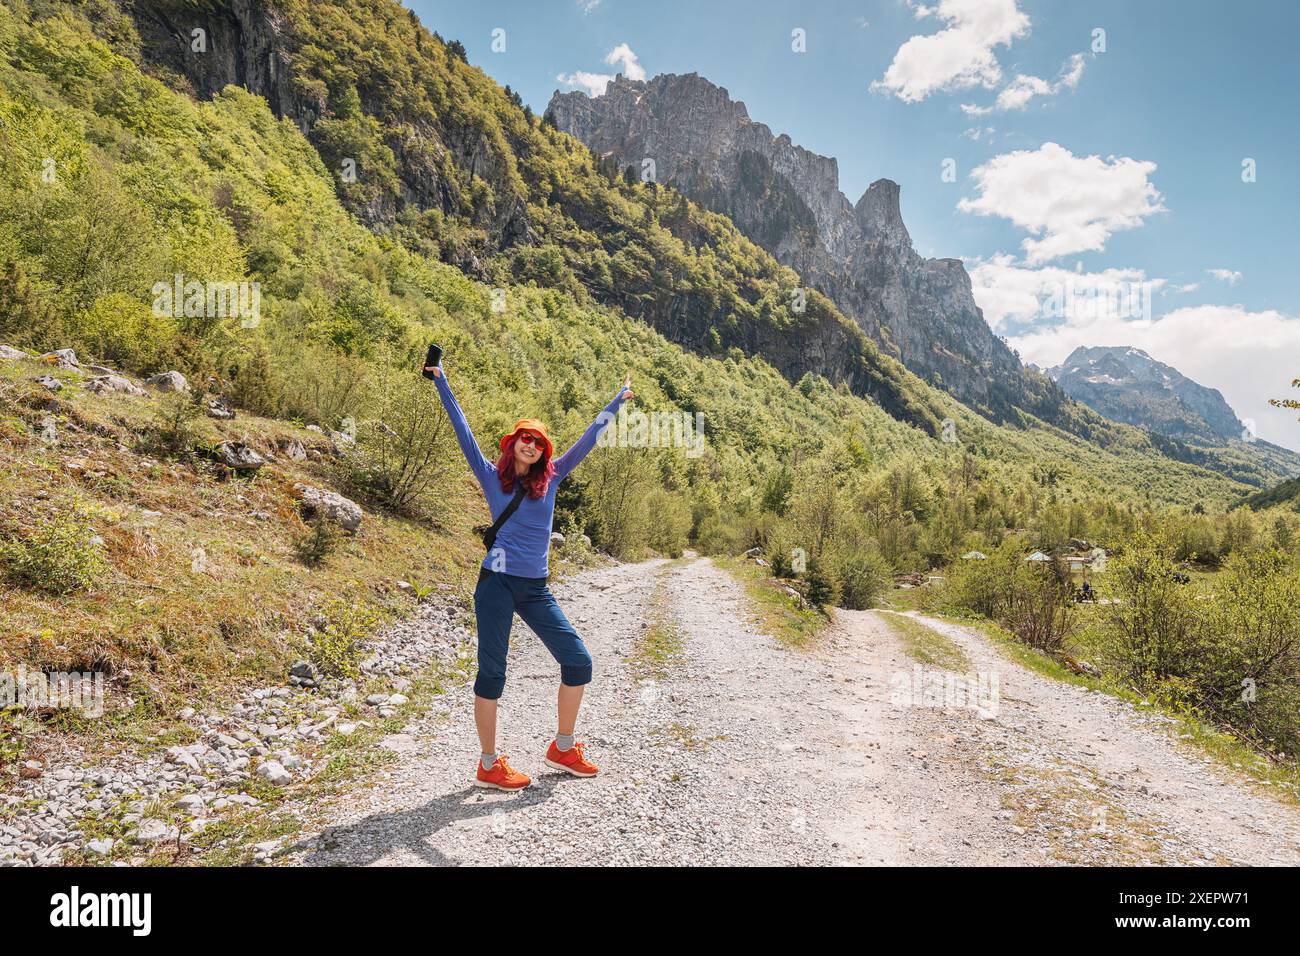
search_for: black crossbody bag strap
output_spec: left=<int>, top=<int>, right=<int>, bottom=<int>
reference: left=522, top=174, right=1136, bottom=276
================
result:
left=481, top=484, right=528, bottom=552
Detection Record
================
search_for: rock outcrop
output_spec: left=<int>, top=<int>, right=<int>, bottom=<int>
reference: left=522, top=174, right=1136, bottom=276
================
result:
left=546, top=73, right=1071, bottom=426
left=85, top=374, right=145, bottom=397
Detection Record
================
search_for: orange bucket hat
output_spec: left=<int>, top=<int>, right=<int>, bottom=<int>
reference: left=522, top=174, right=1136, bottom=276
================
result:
left=501, top=419, right=552, bottom=459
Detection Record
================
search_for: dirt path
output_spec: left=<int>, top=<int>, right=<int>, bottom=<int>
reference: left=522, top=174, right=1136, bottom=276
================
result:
left=287, top=558, right=1300, bottom=866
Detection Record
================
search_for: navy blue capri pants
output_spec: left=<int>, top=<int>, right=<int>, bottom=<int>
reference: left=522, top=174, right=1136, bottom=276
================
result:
left=472, top=568, right=593, bottom=700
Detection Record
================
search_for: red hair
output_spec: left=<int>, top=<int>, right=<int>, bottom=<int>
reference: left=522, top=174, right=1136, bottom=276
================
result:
left=496, top=433, right=556, bottom=500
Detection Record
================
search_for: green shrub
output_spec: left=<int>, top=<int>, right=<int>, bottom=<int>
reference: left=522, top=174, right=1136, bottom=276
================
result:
left=580, top=447, right=655, bottom=559
left=293, top=516, right=339, bottom=566
left=802, top=556, right=840, bottom=610
left=70, top=292, right=177, bottom=372
left=832, top=547, right=891, bottom=610
left=643, top=487, right=692, bottom=557
left=1196, top=550, right=1300, bottom=755
left=309, top=598, right=381, bottom=679
left=1006, top=556, right=1076, bottom=654
left=1104, top=531, right=1199, bottom=682
left=0, top=510, right=108, bottom=594
left=143, top=392, right=206, bottom=460
left=942, top=539, right=1075, bottom=653
left=340, top=359, right=457, bottom=520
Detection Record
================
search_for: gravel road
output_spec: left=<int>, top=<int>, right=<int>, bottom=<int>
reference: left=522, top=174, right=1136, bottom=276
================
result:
left=287, top=557, right=1300, bottom=866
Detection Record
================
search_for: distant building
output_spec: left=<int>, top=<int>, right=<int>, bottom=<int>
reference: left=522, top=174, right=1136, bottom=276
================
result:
left=960, top=550, right=987, bottom=561
left=1025, top=550, right=1051, bottom=563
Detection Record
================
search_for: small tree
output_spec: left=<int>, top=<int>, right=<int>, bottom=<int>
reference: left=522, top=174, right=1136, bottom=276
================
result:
left=341, top=360, right=456, bottom=520
left=1007, top=555, right=1075, bottom=654
left=1105, top=530, right=1199, bottom=683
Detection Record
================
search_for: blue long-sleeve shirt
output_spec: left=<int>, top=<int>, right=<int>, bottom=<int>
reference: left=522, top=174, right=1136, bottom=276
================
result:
left=434, top=370, right=626, bottom=578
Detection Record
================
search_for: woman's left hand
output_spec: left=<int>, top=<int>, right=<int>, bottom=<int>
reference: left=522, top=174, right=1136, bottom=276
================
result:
left=621, top=374, right=634, bottom=402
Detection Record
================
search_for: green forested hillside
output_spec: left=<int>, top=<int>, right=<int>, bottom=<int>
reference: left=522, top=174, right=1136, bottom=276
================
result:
left=0, top=0, right=1287, bottom=550
left=0, top=0, right=1278, bottom=509
left=112, top=0, right=1298, bottom=490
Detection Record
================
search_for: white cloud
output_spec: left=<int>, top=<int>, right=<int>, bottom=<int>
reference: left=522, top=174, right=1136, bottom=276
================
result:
left=961, top=50, right=1086, bottom=114
left=576, top=0, right=602, bottom=14
left=874, top=0, right=1030, bottom=103
left=603, top=42, right=645, bottom=81
left=989, top=73, right=1053, bottom=111
left=968, top=255, right=1163, bottom=331
left=958, top=142, right=1165, bottom=263
left=555, top=70, right=614, bottom=97
left=962, top=125, right=995, bottom=141
left=1057, top=52, right=1086, bottom=88
left=1169, top=282, right=1200, bottom=294
left=556, top=43, right=645, bottom=97
left=1008, top=304, right=1300, bottom=450
left=1207, top=268, right=1242, bottom=285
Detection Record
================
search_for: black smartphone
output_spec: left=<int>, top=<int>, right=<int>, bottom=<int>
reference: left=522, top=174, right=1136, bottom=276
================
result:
left=421, top=342, right=443, bottom=380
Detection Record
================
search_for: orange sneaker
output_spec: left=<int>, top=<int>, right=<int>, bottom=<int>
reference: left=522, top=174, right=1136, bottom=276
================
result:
left=475, top=754, right=531, bottom=791
left=544, top=740, right=599, bottom=777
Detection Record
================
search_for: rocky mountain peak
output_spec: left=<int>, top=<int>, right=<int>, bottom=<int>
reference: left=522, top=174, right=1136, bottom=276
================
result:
left=547, top=71, right=1071, bottom=427
left=854, top=179, right=911, bottom=249
left=1046, top=345, right=1246, bottom=444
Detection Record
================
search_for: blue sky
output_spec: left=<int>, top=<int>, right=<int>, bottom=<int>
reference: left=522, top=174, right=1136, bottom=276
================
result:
left=411, top=0, right=1300, bottom=449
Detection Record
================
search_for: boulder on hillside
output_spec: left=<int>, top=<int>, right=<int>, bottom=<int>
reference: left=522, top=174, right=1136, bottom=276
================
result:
left=206, top=397, right=235, bottom=419
left=215, top=441, right=267, bottom=471
left=35, top=376, right=62, bottom=393
left=294, top=483, right=363, bottom=533
left=279, top=437, right=307, bottom=461
left=38, top=349, right=79, bottom=369
left=85, top=374, right=146, bottom=397
left=84, top=364, right=116, bottom=376
left=0, top=344, right=32, bottom=361
left=550, top=531, right=565, bottom=548
left=147, top=370, right=190, bottom=393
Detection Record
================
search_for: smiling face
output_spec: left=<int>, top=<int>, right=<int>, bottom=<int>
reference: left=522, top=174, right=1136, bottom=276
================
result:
left=512, top=430, right=545, bottom=469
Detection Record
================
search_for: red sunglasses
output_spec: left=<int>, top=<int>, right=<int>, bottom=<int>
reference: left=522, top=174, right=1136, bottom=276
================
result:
left=516, top=433, right=545, bottom=447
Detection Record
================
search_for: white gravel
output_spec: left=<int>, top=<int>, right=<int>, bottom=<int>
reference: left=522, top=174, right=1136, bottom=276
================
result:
left=0, top=596, right=472, bottom=866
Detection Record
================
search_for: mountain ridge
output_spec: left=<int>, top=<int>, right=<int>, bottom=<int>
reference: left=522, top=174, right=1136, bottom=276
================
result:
left=1046, top=345, right=1245, bottom=445
left=545, top=72, right=1072, bottom=428
left=80, top=0, right=1298, bottom=491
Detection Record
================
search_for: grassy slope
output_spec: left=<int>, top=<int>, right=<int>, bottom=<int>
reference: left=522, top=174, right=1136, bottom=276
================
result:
left=0, top=358, right=487, bottom=733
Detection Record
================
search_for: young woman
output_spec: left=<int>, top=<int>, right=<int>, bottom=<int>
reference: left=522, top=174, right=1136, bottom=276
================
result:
left=427, top=359, right=632, bottom=791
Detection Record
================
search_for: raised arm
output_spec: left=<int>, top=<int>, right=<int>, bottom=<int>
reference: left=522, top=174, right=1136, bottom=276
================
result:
left=553, top=377, right=633, bottom=480
left=430, top=367, right=496, bottom=485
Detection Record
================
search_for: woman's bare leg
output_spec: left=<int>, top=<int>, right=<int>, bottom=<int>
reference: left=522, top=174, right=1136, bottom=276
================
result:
left=474, top=696, right=498, bottom=756
left=557, top=683, right=585, bottom=736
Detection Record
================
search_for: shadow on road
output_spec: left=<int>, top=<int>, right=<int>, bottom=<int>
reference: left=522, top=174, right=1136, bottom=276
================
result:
left=293, top=775, right=568, bottom=866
